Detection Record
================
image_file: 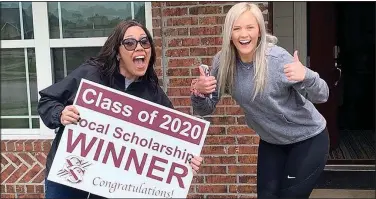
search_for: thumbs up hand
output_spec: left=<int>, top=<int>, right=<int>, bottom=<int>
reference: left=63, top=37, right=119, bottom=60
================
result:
left=283, top=50, right=306, bottom=82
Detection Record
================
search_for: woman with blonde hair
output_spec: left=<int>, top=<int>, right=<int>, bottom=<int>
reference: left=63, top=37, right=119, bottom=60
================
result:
left=191, top=2, right=329, bottom=199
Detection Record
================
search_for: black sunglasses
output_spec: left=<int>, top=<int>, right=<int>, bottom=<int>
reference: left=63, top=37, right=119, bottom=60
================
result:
left=121, top=37, right=151, bottom=51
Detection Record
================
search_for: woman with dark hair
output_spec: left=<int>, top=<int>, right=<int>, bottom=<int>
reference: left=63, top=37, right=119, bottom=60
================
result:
left=38, top=20, right=203, bottom=199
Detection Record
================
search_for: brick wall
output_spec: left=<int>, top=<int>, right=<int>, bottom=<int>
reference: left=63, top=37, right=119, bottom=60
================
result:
left=1, top=2, right=271, bottom=198
left=152, top=2, right=270, bottom=198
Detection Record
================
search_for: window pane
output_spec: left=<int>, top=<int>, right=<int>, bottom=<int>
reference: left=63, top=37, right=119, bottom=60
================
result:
left=28, top=49, right=38, bottom=115
left=48, top=2, right=146, bottom=39
left=1, top=118, right=29, bottom=128
left=1, top=49, right=28, bottom=116
left=0, top=2, right=34, bottom=40
left=51, top=47, right=101, bottom=83
left=32, top=118, right=40, bottom=128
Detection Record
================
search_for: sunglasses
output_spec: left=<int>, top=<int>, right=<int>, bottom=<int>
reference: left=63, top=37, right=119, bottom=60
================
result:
left=121, top=37, right=151, bottom=51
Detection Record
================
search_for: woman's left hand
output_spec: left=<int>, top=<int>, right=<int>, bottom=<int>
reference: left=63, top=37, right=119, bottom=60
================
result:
left=284, top=50, right=306, bottom=82
left=189, top=156, right=203, bottom=175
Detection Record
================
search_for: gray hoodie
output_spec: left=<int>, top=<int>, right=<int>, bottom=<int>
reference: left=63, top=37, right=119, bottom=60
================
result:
left=191, top=45, right=329, bottom=145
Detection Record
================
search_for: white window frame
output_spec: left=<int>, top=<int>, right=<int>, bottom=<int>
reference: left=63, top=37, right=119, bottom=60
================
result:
left=1, top=1, right=152, bottom=140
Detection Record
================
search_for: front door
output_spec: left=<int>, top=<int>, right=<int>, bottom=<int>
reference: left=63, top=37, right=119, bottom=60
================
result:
left=308, top=2, right=341, bottom=149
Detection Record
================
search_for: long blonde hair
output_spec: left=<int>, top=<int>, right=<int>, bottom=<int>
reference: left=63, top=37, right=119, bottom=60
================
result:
left=217, top=2, right=277, bottom=100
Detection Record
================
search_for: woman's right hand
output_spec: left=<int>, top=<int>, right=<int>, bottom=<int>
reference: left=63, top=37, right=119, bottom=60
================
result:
left=60, top=105, right=80, bottom=125
left=194, top=65, right=217, bottom=94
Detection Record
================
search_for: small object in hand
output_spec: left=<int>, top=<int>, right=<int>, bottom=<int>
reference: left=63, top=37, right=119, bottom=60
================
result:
left=200, top=64, right=212, bottom=99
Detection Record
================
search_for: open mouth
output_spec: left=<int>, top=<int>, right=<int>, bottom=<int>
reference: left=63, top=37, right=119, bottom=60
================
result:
left=133, top=55, right=146, bottom=68
left=239, top=40, right=251, bottom=45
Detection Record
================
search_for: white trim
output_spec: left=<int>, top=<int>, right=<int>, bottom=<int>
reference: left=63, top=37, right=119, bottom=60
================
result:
left=1, top=129, right=55, bottom=140
left=293, top=2, right=307, bottom=66
left=32, top=2, right=54, bottom=137
left=24, top=48, right=33, bottom=128
left=19, top=2, right=25, bottom=40
left=58, top=2, right=63, bottom=39
left=145, top=2, right=153, bottom=37
left=1, top=116, right=39, bottom=119
left=131, top=2, right=135, bottom=19
left=1, top=40, right=35, bottom=48
left=49, top=37, right=107, bottom=48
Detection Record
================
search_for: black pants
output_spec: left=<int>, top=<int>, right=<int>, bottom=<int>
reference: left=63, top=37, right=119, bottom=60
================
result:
left=257, top=128, right=329, bottom=199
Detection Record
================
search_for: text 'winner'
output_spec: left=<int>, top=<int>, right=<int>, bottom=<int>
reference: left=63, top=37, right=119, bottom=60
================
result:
left=47, top=79, right=210, bottom=198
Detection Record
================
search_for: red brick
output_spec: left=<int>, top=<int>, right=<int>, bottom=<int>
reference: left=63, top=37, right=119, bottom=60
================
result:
left=168, top=58, right=198, bottom=68
left=34, top=152, right=47, bottom=167
left=207, top=116, right=236, bottom=125
left=189, top=185, right=195, bottom=193
left=167, top=87, right=191, bottom=96
left=167, top=17, right=198, bottom=26
left=1, top=185, right=6, bottom=193
left=239, top=175, right=257, bottom=184
left=166, top=2, right=198, bottom=6
left=166, top=48, right=189, bottom=57
left=201, top=37, right=223, bottom=45
left=207, top=126, right=226, bottom=135
left=35, top=185, right=44, bottom=193
left=155, top=68, right=162, bottom=77
left=197, top=185, right=227, bottom=193
left=204, top=156, right=236, bottom=164
left=229, top=185, right=257, bottom=193
left=33, top=141, right=42, bottom=151
left=15, top=141, right=24, bottom=151
left=187, top=194, right=204, bottom=199
left=239, top=195, right=257, bottom=199
left=228, top=165, right=257, bottom=174
left=237, top=136, right=256, bottom=144
left=237, top=116, right=246, bottom=125
left=31, top=168, right=45, bottom=183
left=151, top=2, right=161, bottom=7
left=6, top=185, right=15, bottom=193
left=18, top=194, right=44, bottom=198
left=202, top=146, right=225, bottom=155
left=227, top=126, right=255, bottom=135
left=192, top=176, right=204, bottom=183
left=1, top=141, right=6, bottom=151
left=19, top=163, right=43, bottom=183
left=169, top=77, right=195, bottom=87
left=238, top=155, right=258, bottom=164
left=5, top=153, right=21, bottom=166
left=190, top=26, right=222, bottom=36
left=200, top=165, right=227, bottom=174
left=228, top=146, right=258, bottom=154
left=199, top=16, right=226, bottom=25
left=18, top=152, right=34, bottom=166
left=204, top=136, right=236, bottom=145
left=6, top=141, right=16, bottom=151
left=1, top=194, right=16, bottom=199
left=6, top=164, right=28, bottom=183
left=1, top=153, right=9, bottom=165
left=206, top=175, right=237, bottom=183
left=15, top=185, right=25, bottom=193
left=26, top=185, right=34, bottom=193
left=207, top=195, right=238, bottom=199
left=226, top=106, right=244, bottom=115
left=1, top=164, right=16, bottom=182
left=198, top=1, right=234, bottom=4
left=24, top=140, right=34, bottom=151
left=153, top=28, right=161, bottom=37
left=163, top=7, right=188, bottom=16
left=169, top=38, right=200, bottom=47
left=154, top=38, right=162, bottom=47
left=164, top=28, right=189, bottom=36
left=167, top=68, right=190, bottom=76
left=189, top=6, right=222, bottom=15
left=155, top=47, right=162, bottom=57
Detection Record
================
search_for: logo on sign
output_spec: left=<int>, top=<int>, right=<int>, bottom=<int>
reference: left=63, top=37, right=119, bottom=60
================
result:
left=57, top=155, right=92, bottom=184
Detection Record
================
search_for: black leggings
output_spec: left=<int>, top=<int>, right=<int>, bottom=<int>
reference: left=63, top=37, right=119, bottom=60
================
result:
left=257, top=128, right=329, bottom=199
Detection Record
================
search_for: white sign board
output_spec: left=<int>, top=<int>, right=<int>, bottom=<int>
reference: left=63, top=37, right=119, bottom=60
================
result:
left=48, top=79, right=209, bottom=198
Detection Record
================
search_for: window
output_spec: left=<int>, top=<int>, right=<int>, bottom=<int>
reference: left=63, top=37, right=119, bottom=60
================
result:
left=0, top=2, right=151, bottom=139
